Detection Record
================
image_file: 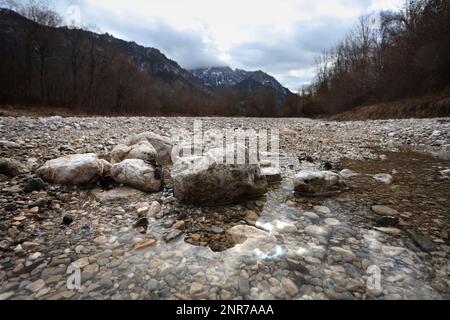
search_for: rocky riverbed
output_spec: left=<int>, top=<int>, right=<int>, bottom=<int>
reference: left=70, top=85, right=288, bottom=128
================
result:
left=0, top=116, right=449, bottom=300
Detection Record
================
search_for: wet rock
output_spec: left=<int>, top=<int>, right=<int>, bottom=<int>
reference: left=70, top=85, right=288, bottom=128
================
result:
left=245, top=210, right=259, bottom=225
left=409, top=232, right=438, bottom=253
left=0, top=291, right=15, bottom=300
left=21, top=177, right=47, bottom=193
left=371, top=205, right=399, bottom=216
left=381, top=246, right=405, bottom=256
left=172, top=145, right=267, bottom=205
left=281, top=277, right=299, bottom=296
left=62, top=215, right=74, bottom=226
left=37, top=153, right=104, bottom=185
left=111, top=159, right=164, bottom=193
left=374, top=227, right=401, bottom=236
left=373, top=174, right=393, bottom=184
left=0, top=158, right=28, bottom=177
left=293, top=171, right=345, bottom=194
left=92, top=187, right=146, bottom=203
left=26, top=279, right=45, bottom=292
left=190, top=282, right=204, bottom=295
left=172, top=221, right=186, bottom=230
left=305, top=225, right=330, bottom=238
left=147, top=201, right=162, bottom=217
left=375, top=216, right=399, bottom=228
left=261, top=166, right=282, bottom=183
left=163, top=230, right=183, bottom=242
left=339, top=169, right=359, bottom=178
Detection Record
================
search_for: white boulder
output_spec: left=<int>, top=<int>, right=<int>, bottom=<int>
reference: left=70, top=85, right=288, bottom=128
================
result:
left=171, top=145, right=267, bottom=205
left=293, top=171, right=345, bottom=194
left=111, top=159, right=163, bottom=192
left=37, top=154, right=104, bottom=185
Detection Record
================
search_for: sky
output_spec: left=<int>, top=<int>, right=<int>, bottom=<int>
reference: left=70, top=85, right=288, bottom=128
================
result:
left=51, top=0, right=404, bottom=92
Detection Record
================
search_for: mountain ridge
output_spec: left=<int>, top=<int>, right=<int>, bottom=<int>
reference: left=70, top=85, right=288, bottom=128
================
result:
left=191, top=66, right=291, bottom=103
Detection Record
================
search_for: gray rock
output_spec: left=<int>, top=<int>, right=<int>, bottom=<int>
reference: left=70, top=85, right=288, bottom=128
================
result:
left=121, top=132, right=173, bottom=165
left=293, top=171, right=345, bottom=194
left=410, top=232, right=438, bottom=252
left=373, top=174, right=393, bottom=184
left=91, top=187, right=146, bottom=203
left=37, top=153, right=104, bottom=185
left=172, top=145, right=267, bottom=205
left=0, top=158, right=29, bottom=177
left=371, top=205, right=399, bottom=216
left=111, top=159, right=163, bottom=192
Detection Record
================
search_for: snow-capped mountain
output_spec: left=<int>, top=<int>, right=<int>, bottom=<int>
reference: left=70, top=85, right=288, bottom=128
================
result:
left=191, top=67, right=291, bottom=103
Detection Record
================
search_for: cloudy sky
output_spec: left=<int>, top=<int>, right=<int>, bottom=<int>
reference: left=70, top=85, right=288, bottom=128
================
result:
left=53, top=0, right=403, bottom=91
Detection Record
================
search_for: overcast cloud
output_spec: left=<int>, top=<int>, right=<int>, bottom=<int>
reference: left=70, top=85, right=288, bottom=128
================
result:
left=52, top=0, right=403, bottom=91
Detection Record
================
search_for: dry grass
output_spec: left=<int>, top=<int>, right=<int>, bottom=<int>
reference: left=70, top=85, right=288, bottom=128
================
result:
left=0, top=105, right=92, bottom=117
left=329, top=94, right=450, bottom=121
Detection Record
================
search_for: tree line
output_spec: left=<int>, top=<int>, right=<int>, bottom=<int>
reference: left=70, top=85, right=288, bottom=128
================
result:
left=302, top=0, right=450, bottom=116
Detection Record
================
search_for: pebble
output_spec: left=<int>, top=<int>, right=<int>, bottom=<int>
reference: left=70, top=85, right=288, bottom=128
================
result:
left=26, top=279, right=46, bottom=292
left=371, top=205, right=399, bottom=216
left=313, top=206, right=331, bottom=214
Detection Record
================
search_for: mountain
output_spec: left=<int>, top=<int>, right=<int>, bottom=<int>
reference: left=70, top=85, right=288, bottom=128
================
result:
left=191, top=66, right=292, bottom=104
left=0, top=8, right=293, bottom=116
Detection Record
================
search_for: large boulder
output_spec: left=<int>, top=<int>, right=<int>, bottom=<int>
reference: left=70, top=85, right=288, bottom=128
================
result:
left=293, top=171, right=345, bottom=194
left=111, top=142, right=157, bottom=165
left=37, top=154, right=104, bottom=185
left=171, top=145, right=267, bottom=205
left=112, top=132, right=172, bottom=165
left=0, top=158, right=29, bottom=177
left=111, top=159, right=163, bottom=193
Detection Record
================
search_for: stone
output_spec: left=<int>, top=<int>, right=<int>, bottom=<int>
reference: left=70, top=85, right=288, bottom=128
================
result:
left=293, top=171, right=345, bottom=194
left=62, top=215, right=74, bottom=226
left=374, top=227, right=401, bottom=236
left=238, top=276, right=250, bottom=295
left=303, top=212, right=320, bottom=220
left=37, top=154, right=104, bottom=185
left=0, top=291, right=14, bottom=300
left=72, top=257, right=90, bottom=269
left=21, top=178, right=47, bottom=193
left=84, top=263, right=99, bottom=274
left=133, top=239, right=156, bottom=251
left=0, top=158, right=28, bottom=177
left=381, top=246, right=406, bottom=256
left=99, top=159, right=112, bottom=176
left=409, top=232, right=438, bottom=252
left=147, top=201, right=162, bottom=217
left=305, top=225, right=330, bottom=238
left=126, top=141, right=158, bottom=163
left=119, top=132, right=173, bottom=165
left=92, top=187, right=146, bottom=203
left=245, top=210, right=259, bottom=225
left=281, top=277, right=299, bottom=296
left=339, top=169, right=359, bottom=178
left=94, top=235, right=108, bottom=245
left=371, top=205, right=399, bottom=216
left=190, top=282, right=204, bottom=295
left=163, top=230, right=183, bottom=242
left=324, top=218, right=341, bottom=226
left=111, top=159, right=163, bottom=193
left=314, top=206, right=331, bottom=214
left=261, top=166, right=282, bottom=183
left=373, top=174, right=393, bottom=184
left=171, top=145, right=267, bottom=205
left=26, top=279, right=45, bottom=292
left=110, top=144, right=132, bottom=164
left=172, top=221, right=186, bottom=230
